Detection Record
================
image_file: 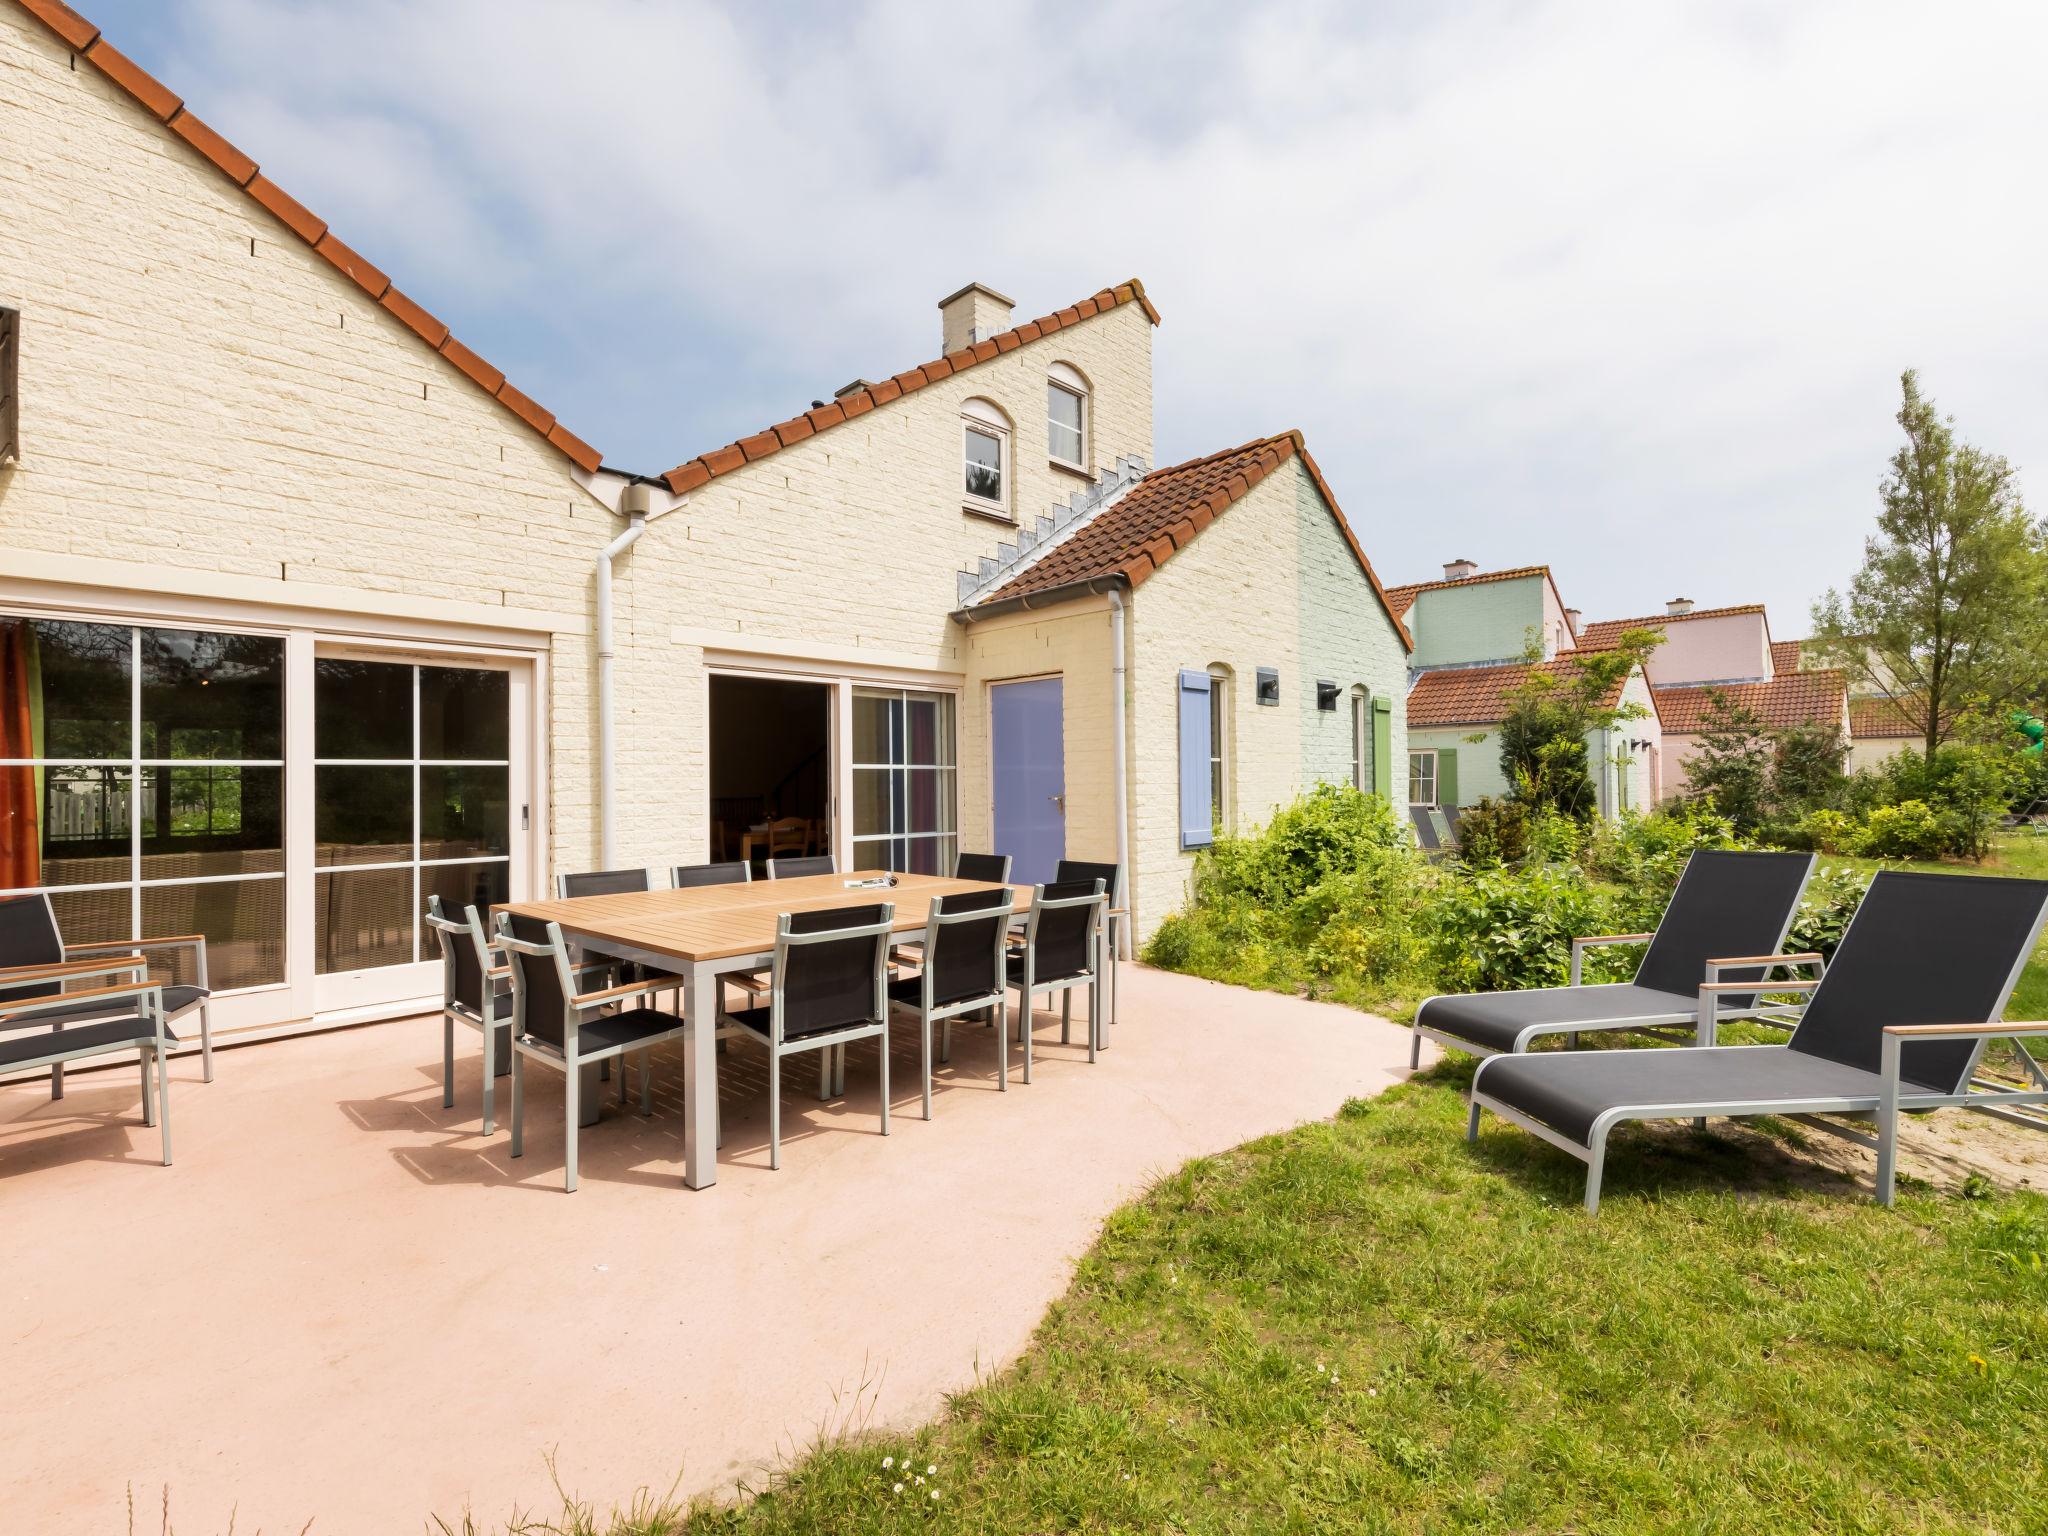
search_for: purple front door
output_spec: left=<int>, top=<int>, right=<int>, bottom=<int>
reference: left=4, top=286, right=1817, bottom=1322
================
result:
left=991, top=677, right=1065, bottom=887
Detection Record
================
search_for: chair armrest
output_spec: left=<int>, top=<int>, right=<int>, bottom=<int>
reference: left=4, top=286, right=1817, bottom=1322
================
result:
left=0, top=956, right=149, bottom=986
left=725, top=972, right=770, bottom=998
left=1573, top=933, right=1655, bottom=947
left=67, top=933, right=206, bottom=955
left=1699, top=978, right=1820, bottom=993
left=1707, top=952, right=1822, bottom=969
left=1881, top=1020, right=2048, bottom=1039
left=0, top=980, right=163, bottom=1027
left=888, top=945, right=924, bottom=966
left=571, top=977, right=671, bottom=1009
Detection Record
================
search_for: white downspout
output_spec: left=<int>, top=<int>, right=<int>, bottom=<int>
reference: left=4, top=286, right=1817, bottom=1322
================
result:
left=596, top=483, right=655, bottom=868
left=1107, top=585, right=1131, bottom=958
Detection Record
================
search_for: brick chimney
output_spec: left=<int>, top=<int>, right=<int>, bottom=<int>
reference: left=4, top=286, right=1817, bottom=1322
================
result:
left=1564, top=607, right=1583, bottom=636
left=1443, top=558, right=1479, bottom=581
left=938, top=282, right=1016, bottom=354
left=1667, top=597, right=1694, bottom=616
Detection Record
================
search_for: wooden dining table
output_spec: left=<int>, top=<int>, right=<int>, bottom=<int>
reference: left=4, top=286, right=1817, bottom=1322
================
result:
left=497, top=871, right=1033, bottom=1189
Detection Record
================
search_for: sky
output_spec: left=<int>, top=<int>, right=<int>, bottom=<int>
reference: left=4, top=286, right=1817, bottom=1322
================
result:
left=69, top=0, right=2048, bottom=632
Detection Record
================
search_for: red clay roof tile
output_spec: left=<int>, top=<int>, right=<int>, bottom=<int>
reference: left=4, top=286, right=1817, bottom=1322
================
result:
left=1849, top=693, right=1935, bottom=740
left=379, top=287, right=449, bottom=349
left=17, top=0, right=97, bottom=49
left=13, top=1, right=603, bottom=470
left=1576, top=604, right=1769, bottom=651
left=1652, top=670, right=1847, bottom=734
left=83, top=38, right=179, bottom=119
left=1770, top=639, right=1803, bottom=674
left=1382, top=565, right=1553, bottom=620
left=245, top=174, right=325, bottom=245
left=1407, top=656, right=1632, bottom=728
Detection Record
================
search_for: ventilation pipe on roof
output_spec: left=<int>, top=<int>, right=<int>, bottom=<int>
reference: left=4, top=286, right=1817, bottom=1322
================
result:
left=1107, top=586, right=1131, bottom=958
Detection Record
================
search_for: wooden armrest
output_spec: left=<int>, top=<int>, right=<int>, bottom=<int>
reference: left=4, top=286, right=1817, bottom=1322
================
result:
left=725, top=972, right=770, bottom=997
left=0, top=980, right=164, bottom=1026
left=67, top=933, right=205, bottom=953
left=1708, top=952, right=1822, bottom=968
left=1574, top=933, right=1654, bottom=946
left=1883, top=1020, right=2048, bottom=1039
left=571, top=978, right=671, bottom=1008
left=1699, top=978, right=1820, bottom=993
left=486, top=965, right=509, bottom=980
left=888, top=944, right=924, bottom=965
left=0, top=956, right=149, bottom=984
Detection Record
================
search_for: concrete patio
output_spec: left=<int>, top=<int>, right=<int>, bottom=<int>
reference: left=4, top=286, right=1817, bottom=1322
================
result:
left=1, top=964, right=1425, bottom=1533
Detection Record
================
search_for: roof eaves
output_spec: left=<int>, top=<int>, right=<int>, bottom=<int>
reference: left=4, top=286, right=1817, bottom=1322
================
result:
left=658, top=278, right=1161, bottom=496
left=12, top=0, right=603, bottom=474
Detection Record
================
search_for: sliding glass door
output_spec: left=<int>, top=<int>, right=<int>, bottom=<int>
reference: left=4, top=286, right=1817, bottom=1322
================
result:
left=849, top=686, right=957, bottom=875
left=311, top=652, right=526, bottom=1012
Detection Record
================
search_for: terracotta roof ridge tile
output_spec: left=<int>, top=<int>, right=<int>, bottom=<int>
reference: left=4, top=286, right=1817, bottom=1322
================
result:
left=1385, top=563, right=1551, bottom=597
left=12, top=0, right=603, bottom=473
left=659, top=278, right=1164, bottom=496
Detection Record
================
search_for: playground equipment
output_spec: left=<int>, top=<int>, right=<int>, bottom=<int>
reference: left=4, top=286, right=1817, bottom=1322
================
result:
left=2012, top=709, right=2046, bottom=754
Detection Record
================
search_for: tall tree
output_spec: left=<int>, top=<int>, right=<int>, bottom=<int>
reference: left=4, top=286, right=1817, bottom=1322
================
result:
left=1811, top=370, right=2047, bottom=757
left=1498, top=630, right=1658, bottom=820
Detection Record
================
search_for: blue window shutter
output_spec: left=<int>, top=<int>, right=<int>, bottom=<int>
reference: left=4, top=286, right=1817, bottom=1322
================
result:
left=1178, top=669, right=1213, bottom=849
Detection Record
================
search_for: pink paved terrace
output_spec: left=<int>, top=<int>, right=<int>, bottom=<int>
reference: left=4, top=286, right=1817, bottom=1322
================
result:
left=1, top=965, right=1425, bottom=1532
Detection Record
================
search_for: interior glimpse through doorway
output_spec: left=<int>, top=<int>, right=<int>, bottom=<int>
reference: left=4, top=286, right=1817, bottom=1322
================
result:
left=708, top=675, right=830, bottom=872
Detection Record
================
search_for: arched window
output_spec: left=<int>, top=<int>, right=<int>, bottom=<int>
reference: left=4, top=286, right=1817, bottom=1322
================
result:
left=1047, top=362, right=1089, bottom=470
left=961, top=397, right=1011, bottom=520
left=1207, top=663, right=1233, bottom=832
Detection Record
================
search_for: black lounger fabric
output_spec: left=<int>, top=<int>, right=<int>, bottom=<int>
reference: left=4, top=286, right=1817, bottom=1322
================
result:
left=3, top=983, right=205, bottom=1030
left=1474, top=1045, right=1881, bottom=1145
left=0, top=1015, right=176, bottom=1070
left=1633, top=849, right=1814, bottom=1001
left=1417, top=985, right=1695, bottom=1055
left=1787, top=870, right=2048, bottom=1090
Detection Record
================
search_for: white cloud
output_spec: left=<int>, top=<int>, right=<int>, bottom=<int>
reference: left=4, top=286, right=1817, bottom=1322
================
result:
left=119, top=0, right=2048, bottom=625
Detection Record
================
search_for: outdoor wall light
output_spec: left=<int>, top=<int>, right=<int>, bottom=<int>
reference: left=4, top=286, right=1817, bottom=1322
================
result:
left=1316, top=680, right=1339, bottom=711
left=1257, top=667, right=1280, bottom=706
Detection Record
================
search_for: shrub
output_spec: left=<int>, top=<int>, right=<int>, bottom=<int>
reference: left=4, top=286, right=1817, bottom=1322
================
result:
left=1853, top=798, right=1948, bottom=859
left=1785, top=863, right=1873, bottom=959
left=1792, top=806, right=1860, bottom=855
left=1422, top=863, right=1609, bottom=993
left=1451, top=795, right=1529, bottom=866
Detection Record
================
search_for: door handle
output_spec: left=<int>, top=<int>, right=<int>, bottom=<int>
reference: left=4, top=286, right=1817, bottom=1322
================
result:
left=1051, top=794, right=1065, bottom=811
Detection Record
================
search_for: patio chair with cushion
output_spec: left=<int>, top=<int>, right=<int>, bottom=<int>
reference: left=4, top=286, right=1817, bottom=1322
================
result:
left=767, top=854, right=836, bottom=879
left=1007, top=878, right=1107, bottom=1080
left=886, top=887, right=1012, bottom=1115
left=718, top=903, right=895, bottom=1170
left=492, top=911, right=692, bottom=1193
left=0, top=893, right=214, bottom=1094
left=1411, top=849, right=1818, bottom=1069
left=0, top=957, right=172, bottom=1166
left=424, top=895, right=511, bottom=1134
left=1467, top=870, right=2048, bottom=1212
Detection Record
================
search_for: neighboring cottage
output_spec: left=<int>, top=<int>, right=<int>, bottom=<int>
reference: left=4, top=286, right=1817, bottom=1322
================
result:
left=0, top=0, right=1410, bottom=1045
left=1577, top=600, right=1850, bottom=796
left=1847, top=693, right=1932, bottom=769
left=1391, top=561, right=1658, bottom=819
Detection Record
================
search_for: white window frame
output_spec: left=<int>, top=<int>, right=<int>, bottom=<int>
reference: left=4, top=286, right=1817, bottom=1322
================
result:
left=848, top=684, right=959, bottom=875
left=1047, top=362, right=1089, bottom=472
left=961, top=398, right=1011, bottom=521
left=1408, top=749, right=1438, bottom=809
left=1207, top=663, right=1233, bottom=833
left=1350, top=686, right=1369, bottom=790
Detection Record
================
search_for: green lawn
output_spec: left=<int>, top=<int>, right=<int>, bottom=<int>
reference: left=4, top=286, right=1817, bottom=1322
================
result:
left=492, top=1069, right=2048, bottom=1536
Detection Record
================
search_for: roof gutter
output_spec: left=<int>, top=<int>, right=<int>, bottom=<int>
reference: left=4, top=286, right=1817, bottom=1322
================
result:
left=949, top=573, right=1129, bottom=625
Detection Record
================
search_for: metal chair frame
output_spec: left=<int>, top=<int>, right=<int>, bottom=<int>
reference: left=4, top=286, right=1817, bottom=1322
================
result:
left=1008, top=879, right=1107, bottom=1082
left=0, top=957, right=172, bottom=1165
left=890, top=892, right=1013, bottom=1116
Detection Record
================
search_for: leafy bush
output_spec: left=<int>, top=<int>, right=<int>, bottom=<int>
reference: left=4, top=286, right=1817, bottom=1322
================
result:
left=1452, top=795, right=1529, bottom=866
left=1790, top=806, right=1861, bottom=855
left=1422, top=863, right=1608, bottom=993
left=1853, top=798, right=1949, bottom=859
left=1785, top=863, right=1873, bottom=959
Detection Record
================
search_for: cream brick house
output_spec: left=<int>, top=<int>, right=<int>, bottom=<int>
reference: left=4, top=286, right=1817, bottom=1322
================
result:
left=0, top=0, right=1412, bottom=1046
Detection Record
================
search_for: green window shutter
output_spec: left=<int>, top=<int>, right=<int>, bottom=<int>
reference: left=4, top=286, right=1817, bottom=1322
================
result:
left=1436, top=747, right=1459, bottom=809
left=1371, top=696, right=1393, bottom=797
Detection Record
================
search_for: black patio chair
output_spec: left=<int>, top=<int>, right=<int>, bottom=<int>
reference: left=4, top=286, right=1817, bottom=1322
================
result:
left=0, top=892, right=214, bottom=1094
left=954, top=851, right=1013, bottom=885
left=886, top=887, right=1012, bottom=1115
left=673, top=861, right=752, bottom=888
left=1467, top=870, right=2048, bottom=1212
left=1006, top=878, right=1107, bottom=1079
left=1411, top=850, right=1818, bottom=1068
left=424, top=895, right=512, bottom=1133
left=718, top=903, right=895, bottom=1169
left=555, top=866, right=676, bottom=1033
left=0, top=956, right=173, bottom=1166
left=1055, top=859, right=1125, bottom=1034
left=767, top=854, right=836, bottom=879
left=492, top=911, right=692, bottom=1193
